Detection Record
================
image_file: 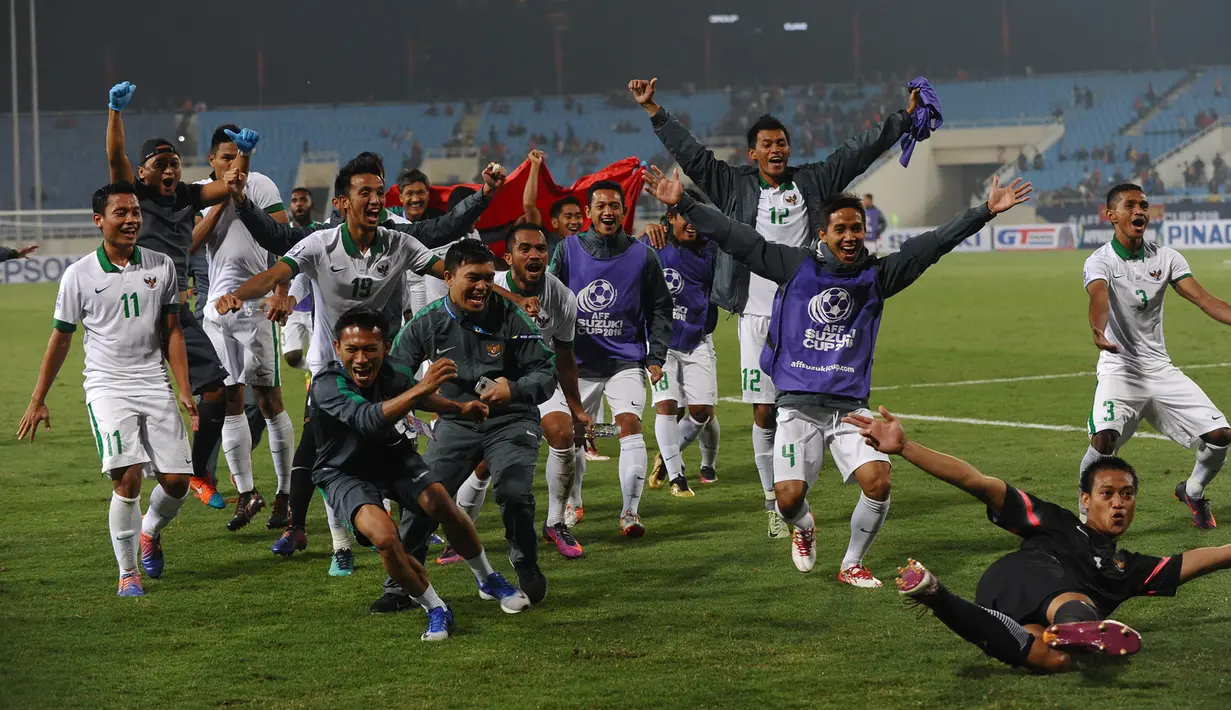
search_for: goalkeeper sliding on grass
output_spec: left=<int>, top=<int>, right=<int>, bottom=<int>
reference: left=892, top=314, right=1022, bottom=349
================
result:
left=842, top=406, right=1231, bottom=673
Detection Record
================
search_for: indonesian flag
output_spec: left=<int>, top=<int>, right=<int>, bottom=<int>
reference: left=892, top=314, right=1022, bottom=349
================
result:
left=385, top=157, right=645, bottom=256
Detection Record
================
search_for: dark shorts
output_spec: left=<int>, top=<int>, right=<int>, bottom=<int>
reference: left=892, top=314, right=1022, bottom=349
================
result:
left=179, top=303, right=228, bottom=394
left=317, top=455, right=438, bottom=548
left=975, top=549, right=1080, bottom=626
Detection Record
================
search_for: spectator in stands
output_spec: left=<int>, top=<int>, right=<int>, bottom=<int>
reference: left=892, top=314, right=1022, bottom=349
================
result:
left=1178, top=114, right=1188, bottom=137
left=1194, top=156, right=1206, bottom=183
left=1075, top=145, right=1089, bottom=161
left=1125, top=144, right=1137, bottom=163
left=1053, top=105, right=1065, bottom=121
left=1032, top=152, right=1044, bottom=171
left=1135, top=151, right=1151, bottom=172
left=1145, top=82, right=1157, bottom=106
left=1017, top=151, right=1028, bottom=172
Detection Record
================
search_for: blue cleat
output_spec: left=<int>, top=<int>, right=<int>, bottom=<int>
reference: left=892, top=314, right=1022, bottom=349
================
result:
left=272, top=527, right=307, bottom=557
left=421, top=605, right=454, bottom=641
left=117, top=571, right=144, bottom=597
left=329, top=548, right=354, bottom=577
left=477, top=572, right=531, bottom=614
left=139, top=531, right=164, bottom=579
left=429, top=533, right=445, bottom=546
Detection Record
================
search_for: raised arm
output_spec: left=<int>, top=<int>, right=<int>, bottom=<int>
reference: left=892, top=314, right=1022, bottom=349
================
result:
left=522, top=150, right=545, bottom=226
left=879, top=176, right=1031, bottom=297
left=105, top=82, right=136, bottom=185
left=230, top=173, right=316, bottom=256
left=198, top=129, right=259, bottom=207
left=1174, top=275, right=1231, bottom=326
left=800, top=93, right=916, bottom=197
left=843, top=407, right=1009, bottom=512
left=644, top=166, right=806, bottom=284
left=190, top=203, right=226, bottom=254
left=394, top=163, right=505, bottom=248
left=1179, top=545, right=1231, bottom=584
left=631, top=78, right=737, bottom=205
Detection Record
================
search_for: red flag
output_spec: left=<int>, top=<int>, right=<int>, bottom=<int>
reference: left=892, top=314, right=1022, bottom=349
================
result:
left=1001, top=1, right=1010, bottom=59
left=386, top=157, right=646, bottom=257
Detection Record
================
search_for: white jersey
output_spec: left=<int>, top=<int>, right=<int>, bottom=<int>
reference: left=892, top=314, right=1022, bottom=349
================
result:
left=1083, top=240, right=1192, bottom=376
left=495, top=269, right=576, bottom=348
left=748, top=181, right=809, bottom=316
left=53, top=245, right=180, bottom=403
left=282, top=223, right=437, bottom=373
left=196, top=172, right=285, bottom=304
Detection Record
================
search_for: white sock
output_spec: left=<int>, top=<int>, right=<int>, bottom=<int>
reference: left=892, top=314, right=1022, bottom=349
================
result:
left=141, top=485, right=188, bottom=538
left=465, top=549, right=496, bottom=584
left=570, top=449, right=586, bottom=508
left=413, top=583, right=446, bottom=611
left=222, top=414, right=255, bottom=494
left=619, top=433, right=648, bottom=515
left=842, top=493, right=890, bottom=569
left=109, top=492, right=140, bottom=573
left=699, top=415, right=720, bottom=468
left=765, top=489, right=778, bottom=512
left=546, top=446, right=575, bottom=526
left=456, top=472, right=490, bottom=523
left=320, top=491, right=351, bottom=551
left=265, top=411, right=295, bottom=495
left=1187, top=442, right=1229, bottom=499
left=753, top=424, right=776, bottom=499
left=677, top=414, right=703, bottom=450
left=654, top=414, right=684, bottom=481
left=777, top=499, right=813, bottom=529
left=1079, top=445, right=1105, bottom=488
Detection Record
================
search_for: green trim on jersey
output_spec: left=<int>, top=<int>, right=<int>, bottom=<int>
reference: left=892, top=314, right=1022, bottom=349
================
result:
left=52, top=318, right=77, bottom=333
left=1171, top=273, right=1193, bottom=285
left=340, top=222, right=387, bottom=258
left=96, top=244, right=143, bottom=273
left=335, top=375, right=368, bottom=404
left=1110, top=238, right=1145, bottom=261
left=264, top=202, right=286, bottom=215
left=425, top=255, right=441, bottom=274
left=504, top=272, right=543, bottom=297
left=87, top=403, right=104, bottom=461
left=757, top=174, right=795, bottom=191
left=279, top=255, right=301, bottom=277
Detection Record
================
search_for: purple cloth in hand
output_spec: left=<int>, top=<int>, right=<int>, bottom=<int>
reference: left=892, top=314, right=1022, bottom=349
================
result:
left=899, top=76, right=943, bottom=167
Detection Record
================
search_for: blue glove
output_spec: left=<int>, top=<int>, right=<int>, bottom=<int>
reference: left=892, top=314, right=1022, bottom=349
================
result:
left=224, top=128, right=260, bottom=155
left=108, top=82, right=135, bottom=112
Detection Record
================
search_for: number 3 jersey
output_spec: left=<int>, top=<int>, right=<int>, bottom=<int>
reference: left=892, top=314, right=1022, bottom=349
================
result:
left=280, top=224, right=439, bottom=374
left=1082, top=240, right=1192, bottom=377
left=52, top=245, right=180, bottom=403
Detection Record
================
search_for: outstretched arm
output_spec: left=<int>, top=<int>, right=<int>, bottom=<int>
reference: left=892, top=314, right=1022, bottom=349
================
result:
left=216, top=260, right=295, bottom=314
left=643, top=166, right=806, bottom=284
left=395, top=162, right=505, bottom=248
left=843, top=407, right=1009, bottom=512
left=1174, top=276, right=1231, bottom=326
left=802, top=90, right=918, bottom=196
left=632, top=78, right=737, bottom=205
left=1179, top=545, right=1231, bottom=584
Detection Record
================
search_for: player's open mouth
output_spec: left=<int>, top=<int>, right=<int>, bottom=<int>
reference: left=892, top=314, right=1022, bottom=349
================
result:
left=525, top=260, right=544, bottom=274
left=465, top=290, right=487, bottom=307
left=838, top=242, right=860, bottom=257
left=683, top=224, right=696, bottom=237
left=598, top=215, right=617, bottom=227
left=161, top=177, right=175, bottom=188
left=768, top=156, right=785, bottom=169
left=351, top=363, right=374, bottom=382
left=365, top=208, right=381, bottom=220
left=1131, top=217, right=1147, bottom=228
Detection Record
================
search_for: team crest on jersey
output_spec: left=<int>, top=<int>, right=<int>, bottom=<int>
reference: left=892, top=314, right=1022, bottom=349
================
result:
left=784, top=192, right=799, bottom=206
left=376, top=261, right=390, bottom=277
left=535, top=311, right=552, bottom=329
left=486, top=342, right=502, bottom=357
left=144, top=276, right=158, bottom=289
left=1149, top=269, right=1162, bottom=281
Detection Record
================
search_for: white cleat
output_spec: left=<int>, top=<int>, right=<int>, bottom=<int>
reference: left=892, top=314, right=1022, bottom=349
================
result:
left=837, top=563, right=884, bottom=588
left=790, top=513, right=817, bottom=573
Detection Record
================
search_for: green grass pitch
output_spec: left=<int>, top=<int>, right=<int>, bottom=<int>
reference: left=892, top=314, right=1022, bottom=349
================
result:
left=4, top=251, right=1231, bottom=709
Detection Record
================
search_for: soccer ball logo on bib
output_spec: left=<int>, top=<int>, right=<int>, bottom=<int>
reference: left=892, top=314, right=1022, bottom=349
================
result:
left=809, top=287, right=853, bottom=324
left=662, top=268, right=684, bottom=295
left=578, top=279, right=618, bottom=312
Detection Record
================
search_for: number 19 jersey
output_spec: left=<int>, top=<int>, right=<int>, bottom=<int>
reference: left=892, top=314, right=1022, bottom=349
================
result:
left=281, top=223, right=438, bottom=373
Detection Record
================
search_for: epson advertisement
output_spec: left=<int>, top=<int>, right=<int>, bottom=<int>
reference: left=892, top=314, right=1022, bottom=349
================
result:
left=1, top=254, right=85, bottom=285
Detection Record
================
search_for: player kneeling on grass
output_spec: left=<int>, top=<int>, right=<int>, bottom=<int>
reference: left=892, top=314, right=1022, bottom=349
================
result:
left=642, top=166, right=1031, bottom=586
left=17, top=182, right=200, bottom=597
left=845, top=407, right=1231, bottom=672
left=311, top=306, right=531, bottom=638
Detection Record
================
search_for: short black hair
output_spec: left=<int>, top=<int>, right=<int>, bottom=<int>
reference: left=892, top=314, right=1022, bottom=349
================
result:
left=209, top=123, right=241, bottom=155
left=549, top=195, right=582, bottom=219
left=334, top=153, right=386, bottom=198
left=398, top=168, right=430, bottom=190
left=746, top=114, right=790, bottom=149
left=92, top=182, right=139, bottom=215
left=586, top=180, right=625, bottom=208
left=1106, top=183, right=1145, bottom=209
left=444, top=239, right=496, bottom=272
left=446, top=185, right=477, bottom=211
left=506, top=222, right=548, bottom=251
left=290, top=186, right=313, bottom=198
left=1079, top=455, right=1139, bottom=494
left=819, top=193, right=866, bottom=231
left=332, top=305, right=389, bottom=341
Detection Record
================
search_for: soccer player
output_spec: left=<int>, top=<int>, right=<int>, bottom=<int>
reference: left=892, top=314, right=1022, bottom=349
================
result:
left=396, top=168, right=433, bottom=319
left=845, top=407, right=1231, bottom=672
left=644, top=193, right=719, bottom=496
left=104, top=80, right=250, bottom=512
left=642, top=166, right=1031, bottom=584
left=630, top=77, right=918, bottom=536
left=193, top=124, right=297, bottom=531
left=549, top=180, right=674, bottom=537
left=288, top=187, right=315, bottom=228
left=1080, top=183, right=1231, bottom=528
left=280, top=188, right=318, bottom=368
left=312, top=306, right=529, bottom=637
left=862, top=194, right=887, bottom=248
left=374, top=239, right=558, bottom=611
left=17, top=183, right=199, bottom=597
left=0, top=243, right=38, bottom=260
left=447, top=223, right=591, bottom=562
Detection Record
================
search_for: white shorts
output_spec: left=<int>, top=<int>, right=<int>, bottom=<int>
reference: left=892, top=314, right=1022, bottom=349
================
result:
left=1090, top=366, right=1227, bottom=449
left=738, top=314, right=778, bottom=404
left=424, top=274, right=448, bottom=307
left=86, top=394, right=193, bottom=475
left=282, top=310, right=312, bottom=356
left=541, top=368, right=646, bottom=420
left=773, top=404, right=890, bottom=487
left=204, top=301, right=281, bottom=387
left=650, top=341, right=718, bottom=407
